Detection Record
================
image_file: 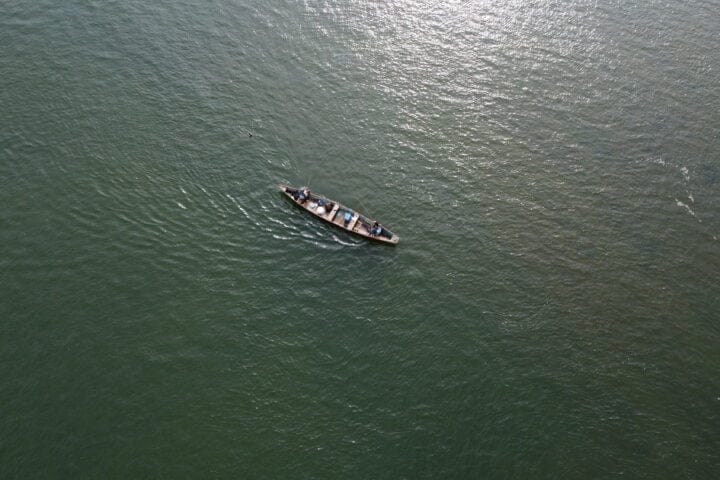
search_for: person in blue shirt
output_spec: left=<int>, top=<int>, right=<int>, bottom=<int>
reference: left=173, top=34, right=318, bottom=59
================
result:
left=369, top=221, right=383, bottom=236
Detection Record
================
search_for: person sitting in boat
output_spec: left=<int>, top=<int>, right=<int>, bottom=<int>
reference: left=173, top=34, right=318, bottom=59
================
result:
left=293, top=187, right=310, bottom=203
left=369, top=221, right=383, bottom=236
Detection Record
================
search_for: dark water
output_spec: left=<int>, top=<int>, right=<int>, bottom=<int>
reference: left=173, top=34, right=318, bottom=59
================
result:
left=2, top=1, right=719, bottom=478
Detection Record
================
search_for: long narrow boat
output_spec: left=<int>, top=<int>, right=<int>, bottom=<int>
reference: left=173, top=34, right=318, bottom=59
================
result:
left=278, top=184, right=400, bottom=245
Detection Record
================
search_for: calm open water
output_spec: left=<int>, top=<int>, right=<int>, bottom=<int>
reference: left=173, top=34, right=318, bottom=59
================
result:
left=1, top=0, right=719, bottom=478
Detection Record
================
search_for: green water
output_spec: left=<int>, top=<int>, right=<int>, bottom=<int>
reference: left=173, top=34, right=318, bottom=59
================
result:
left=2, top=1, right=719, bottom=478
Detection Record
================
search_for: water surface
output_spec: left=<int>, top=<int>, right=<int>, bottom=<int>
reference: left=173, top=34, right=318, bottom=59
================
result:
left=1, top=1, right=719, bottom=478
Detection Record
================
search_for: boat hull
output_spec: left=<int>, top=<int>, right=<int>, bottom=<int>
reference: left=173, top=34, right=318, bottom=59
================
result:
left=278, top=184, right=399, bottom=245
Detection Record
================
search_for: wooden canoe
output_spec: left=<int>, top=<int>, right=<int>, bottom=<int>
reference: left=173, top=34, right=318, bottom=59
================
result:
left=278, top=184, right=400, bottom=245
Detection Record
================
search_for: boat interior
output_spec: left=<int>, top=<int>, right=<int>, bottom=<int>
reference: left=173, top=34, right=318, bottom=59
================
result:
left=284, top=186, right=394, bottom=239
